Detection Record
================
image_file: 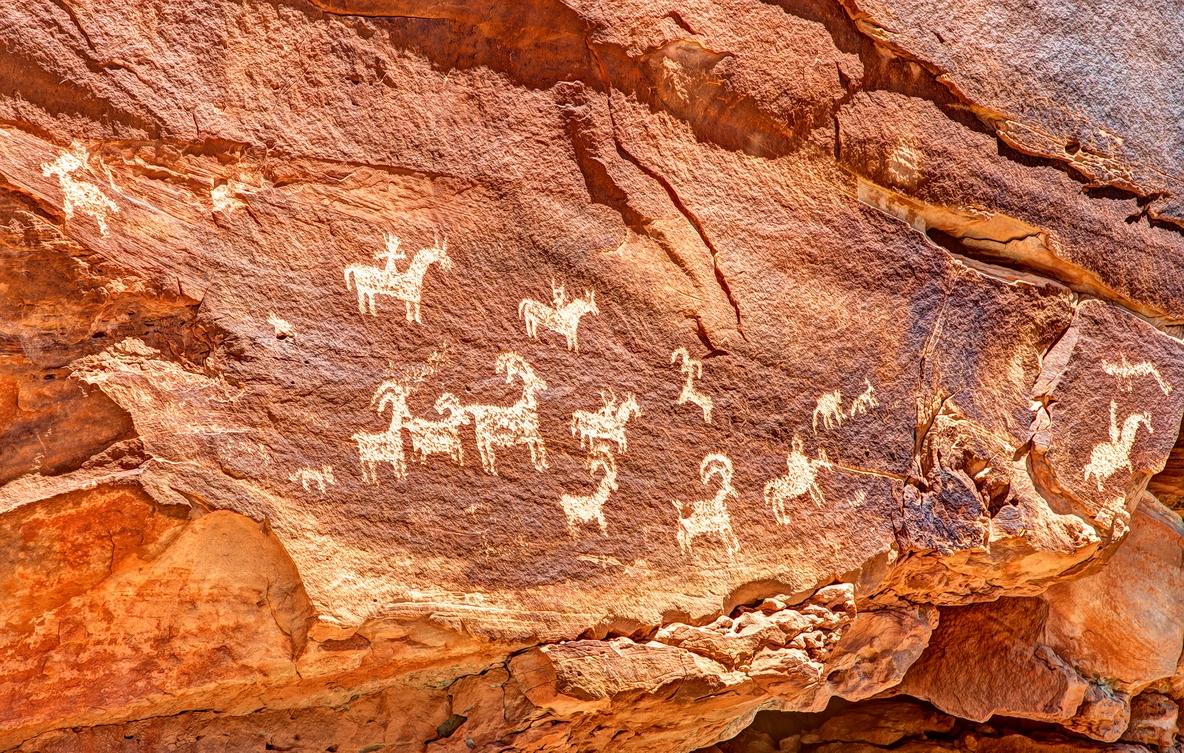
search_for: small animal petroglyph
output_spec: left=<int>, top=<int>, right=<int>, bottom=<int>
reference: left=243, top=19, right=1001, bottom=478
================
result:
left=463, top=352, right=548, bottom=475
left=289, top=465, right=335, bottom=494
left=571, top=392, right=641, bottom=453
left=344, top=234, right=452, bottom=323
left=559, top=443, right=618, bottom=536
left=519, top=281, right=599, bottom=352
left=405, top=392, right=470, bottom=466
left=672, top=453, right=740, bottom=555
left=764, top=436, right=833, bottom=524
left=812, top=379, right=879, bottom=433
left=352, top=379, right=413, bottom=483
left=1102, top=354, right=1172, bottom=395
left=671, top=347, right=713, bottom=423
left=1083, top=400, right=1152, bottom=492
left=41, top=143, right=119, bottom=236
left=268, top=312, right=296, bottom=340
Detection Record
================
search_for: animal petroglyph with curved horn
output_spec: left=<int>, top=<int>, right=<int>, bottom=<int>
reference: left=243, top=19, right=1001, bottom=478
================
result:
left=352, top=379, right=414, bottom=483
left=559, top=443, right=618, bottom=536
left=672, top=453, right=740, bottom=555
left=405, top=392, right=470, bottom=466
left=463, top=352, right=548, bottom=475
left=671, top=347, right=713, bottom=423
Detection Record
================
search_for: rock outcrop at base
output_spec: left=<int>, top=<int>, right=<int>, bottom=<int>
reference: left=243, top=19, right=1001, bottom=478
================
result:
left=2, top=0, right=1183, bottom=749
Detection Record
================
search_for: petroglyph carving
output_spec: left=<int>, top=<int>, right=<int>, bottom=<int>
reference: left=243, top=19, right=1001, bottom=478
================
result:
left=268, top=312, right=296, bottom=340
left=1083, top=400, right=1153, bottom=492
left=41, top=142, right=119, bottom=236
left=671, top=347, right=713, bottom=423
left=672, top=453, right=740, bottom=555
left=1102, top=354, right=1172, bottom=395
left=289, top=465, right=335, bottom=494
left=519, top=281, right=599, bottom=352
left=405, top=393, right=470, bottom=466
left=571, top=392, right=641, bottom=453
left=352, top=379, right=413, bottom=483
left=463, top=352, right=548, bottom=475
left=344, top=234, right=452, bottom=323
left=813, top=379, right=879, bottom=432
left=764, top=436, right=833, bottom=524
left=559, top=443, right=618, bottom=536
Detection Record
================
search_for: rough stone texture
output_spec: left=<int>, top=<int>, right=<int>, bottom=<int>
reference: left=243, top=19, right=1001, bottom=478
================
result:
left=2, top=0, right=1184, bottom=749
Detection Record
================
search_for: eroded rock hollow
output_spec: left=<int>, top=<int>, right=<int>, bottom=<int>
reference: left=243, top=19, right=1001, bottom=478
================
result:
left=3, top=0, right=1184, bottom=750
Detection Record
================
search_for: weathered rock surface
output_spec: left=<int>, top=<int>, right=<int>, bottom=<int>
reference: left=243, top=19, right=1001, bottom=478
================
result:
left=2, top=0, right=1184, bottom=749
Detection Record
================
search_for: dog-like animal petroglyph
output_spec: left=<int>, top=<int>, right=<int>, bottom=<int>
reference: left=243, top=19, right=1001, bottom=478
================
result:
left=405, top=392, right=470, bottom=466
left=289, top=465, right=335, bottom=494
left=519, top=281, right=599, bottom=352
left=344, top=234, right=452, bottom=323
left=672, top=453, right=740, bottom=555
left=813, top=379, right=879, bottom=433
left=42, top=143, right=119, bottom=237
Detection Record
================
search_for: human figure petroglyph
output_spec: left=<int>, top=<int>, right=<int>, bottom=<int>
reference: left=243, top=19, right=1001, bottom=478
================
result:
left=559, top=443, right=618, bottom=536
left=1083, top=400, right=1152, bottom=492
left=813, top=379, right=879, bottom=433
left=352, top=379, right=413, bottom=483
left=519, top=281, right=599, bottom=352
left=463, top=352, right=548, bottom=475
left=672, top=453, right=740, bottom=555
left=571, top=392, right=641, bottom=453
left=41, top=142, right=119, bottom=237
left=344, top=234, right=452, bottom=323
left=1102, top=354, right=1172, bottom=395
left=671, top=347, right=713, bottom=423
left=405, top=392, right=470, bottom=466
left=289, top=465, right=335, bottom=494
left=764, top=436, right=833, bottom=524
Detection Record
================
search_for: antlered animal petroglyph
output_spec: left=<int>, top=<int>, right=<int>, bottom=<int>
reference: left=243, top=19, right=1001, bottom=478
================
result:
left=812, top=379, right=879, bottom=433
left=41, top=142, right=119, bottom=237
left=519, top=281, right=599, bottom=352
left=559, top=443, right=618, bottom=536
left=405, top=392, right=470, bottom=466
left=672, top=453, right=740, bottom=555
left=1102, top=354, right=1173, bottom=395
left=571, top=392, right=641, bottom=453
left=1083, top=400, right=1153, bottom=492
left=671, top=347, right=713, bottom=423
left=352, top=379, right=413, bottom=483
left=289, top=465, right=335, bottom=494
left=463, top=352, right=548, bottom=475
left=764, top=436, right=833, bottom=524
left=344, top=234, right=452, bottom=323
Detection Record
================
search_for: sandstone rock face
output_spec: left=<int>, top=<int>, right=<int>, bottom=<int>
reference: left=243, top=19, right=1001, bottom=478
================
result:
left=2, top=0, right=1183, bottom=750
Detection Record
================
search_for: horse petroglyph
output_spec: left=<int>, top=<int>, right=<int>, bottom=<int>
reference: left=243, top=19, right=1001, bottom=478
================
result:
left=813, top=379, right=879, bottom=432
left=672, top=453, right=740, bottom=555
left=765, top=436, right=833, bottom=524
left=559, top=443, right=618, bottom=536
left=290, top=465, right=335, bottom=494
left=344, top=234, right=452, bottom=323
left=1102, top=354, right=1172, bottom=395
left=1083, top=400, right=1152, bottom=492
left=571, top=392, right=641, bottom=453
left=405, top=393, right=470, bottom=466
left=671, top=347, right=713, bottom=423
left=353, top=379, right=413, bottom=483
left=463, top=352, right=548, bottom=475
left=42, top=143, right=119, bottom=237
left=519, top=281, right=599, bottom=352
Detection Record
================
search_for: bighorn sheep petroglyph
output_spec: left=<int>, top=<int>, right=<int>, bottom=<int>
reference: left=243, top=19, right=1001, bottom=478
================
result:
left=559, top=443, right=618, bottom=536
left=671, top=347, right=713, bottom=423
left=672, top=453, right=740, bottom=555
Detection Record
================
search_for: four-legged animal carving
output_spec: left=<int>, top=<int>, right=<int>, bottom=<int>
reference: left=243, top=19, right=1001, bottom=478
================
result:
left=41, top=143, right=119, bottom=236
left=672, top=453, right=740, bottom=555
left=671, top=347, right=713, bottom=423
left=571, top=392, right=641, bottom=453
left=1083, top=400, right=1152, bottom=491
left=289, top=464, right=336, bottom=494
left=764, top=436, right=832, bottom=524
left=405, top=392, right=470, bottom=466
left=519, top=281, right=599, bottom=352
left=352, top=379, right=412, bottom=483
left=559, top=443, right=618, bottom=536
left=463, top=352, right=549, bottom=475
left=344, top=235, right=452, bottom=323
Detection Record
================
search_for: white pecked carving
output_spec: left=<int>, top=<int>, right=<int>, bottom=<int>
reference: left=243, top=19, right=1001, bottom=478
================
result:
left=405, top=392, right=470, bottom=466
left=1102, top=354, right=1172, bottom=395
left=571, top=391, right=641, bottom=453
left=812, top=379, right=879, bottom=433
left=559, top=443, right=619, bottom=536
left=764, top=436, right=833, bottom=524
left=289, top=464, right=335, bottom=494
left=671, top=347, right=713, bottom=423
left=1083, top=400, right=1152, bottom=492
left=41, top=143, right=119, bottom=237
left=344, top=234, right=452, bottom=323
left=672, top=453, right=740, bottom=555
left=352, top=379, right=413, bottom=483
left=462, top=352, right=548, bottom=475
left=519, top=281, right=599, bottom=352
